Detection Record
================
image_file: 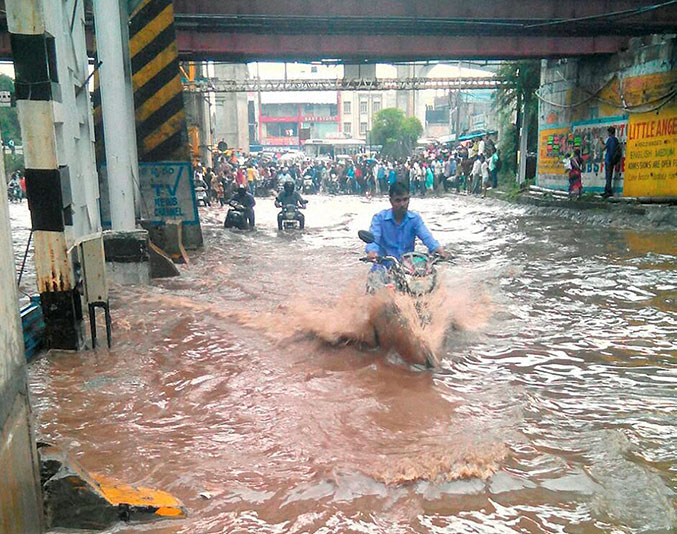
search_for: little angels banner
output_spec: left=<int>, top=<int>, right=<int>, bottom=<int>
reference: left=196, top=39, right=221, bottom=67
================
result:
left=624, top=108, right=677, bottom=197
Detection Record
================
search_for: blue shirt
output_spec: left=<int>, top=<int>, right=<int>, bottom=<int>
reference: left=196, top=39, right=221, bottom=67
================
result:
left=365, top=209, right=440, bottom=260
left=605, top=135, right=619, bottom=164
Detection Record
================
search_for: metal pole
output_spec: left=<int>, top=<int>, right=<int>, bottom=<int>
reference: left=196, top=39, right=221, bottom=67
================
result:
left=92, top=0, right=136, bottom=231
left=455, top=91, right=462, bottom=142
left=518, top=104, right=529, bottom=185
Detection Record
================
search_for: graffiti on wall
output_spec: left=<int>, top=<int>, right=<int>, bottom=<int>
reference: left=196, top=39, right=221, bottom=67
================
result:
left=538, top=63, right=677, bottom=196
left=572, top=117, right=628, bottom=193
left=536, top=119, right=628, bottom=192
left=537, top=127, right=570, bottom=179
left=624, top=108, right=677, bottom=197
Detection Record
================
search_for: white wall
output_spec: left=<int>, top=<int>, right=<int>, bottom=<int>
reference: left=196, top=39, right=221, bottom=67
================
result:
left=44, top=0, right=101, bottom=240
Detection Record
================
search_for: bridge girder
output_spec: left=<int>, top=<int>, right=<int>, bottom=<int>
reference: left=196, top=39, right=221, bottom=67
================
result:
left=0, top=0, right=674, bottom=61
left=176, top=33, right=630, bottom=62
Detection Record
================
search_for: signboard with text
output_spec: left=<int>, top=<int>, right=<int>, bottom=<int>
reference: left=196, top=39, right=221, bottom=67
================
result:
left=624, top=108, right=677, bottom=197
left=536, top=126, right=570, bottom=189
left=302, top=116, right=338, bottom=123
left=0, top=91, right=11, bottom=107
left=139, top=162, right=199, bottom=226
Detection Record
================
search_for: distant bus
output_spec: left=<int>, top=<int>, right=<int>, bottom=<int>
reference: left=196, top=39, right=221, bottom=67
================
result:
left=303, top=138, right=367, bottom=159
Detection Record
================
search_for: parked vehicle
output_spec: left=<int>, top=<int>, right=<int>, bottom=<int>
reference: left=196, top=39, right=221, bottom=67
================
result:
left=195, top=186, right=210, bottom=207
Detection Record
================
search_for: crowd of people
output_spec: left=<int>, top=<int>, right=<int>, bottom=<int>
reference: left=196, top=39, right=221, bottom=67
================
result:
left=193, top=134, right=501, bottom=206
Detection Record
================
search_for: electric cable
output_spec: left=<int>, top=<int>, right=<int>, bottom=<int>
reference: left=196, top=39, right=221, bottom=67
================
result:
left=17, top=229, right=32, bottom=287
left=524, top=0, right=677, bottom=29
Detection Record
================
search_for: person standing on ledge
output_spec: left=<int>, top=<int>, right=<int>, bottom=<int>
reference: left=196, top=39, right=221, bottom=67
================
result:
left=600, top=126, right=621, bottom=198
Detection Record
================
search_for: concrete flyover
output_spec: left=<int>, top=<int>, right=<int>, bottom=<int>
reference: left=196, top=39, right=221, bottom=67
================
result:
left=1, top=0, right=677, bottom=61
left=172, top=0, right=677, bottom=61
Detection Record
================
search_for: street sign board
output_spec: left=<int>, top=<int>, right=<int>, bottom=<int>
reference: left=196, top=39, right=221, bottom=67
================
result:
left=0, top=91, right=11, bottom=107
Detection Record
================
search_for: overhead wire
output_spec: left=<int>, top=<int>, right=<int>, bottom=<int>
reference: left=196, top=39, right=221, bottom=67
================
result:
left=535, top=72, right=677, bottom=113
left=524, top=0, right=677, bottom=29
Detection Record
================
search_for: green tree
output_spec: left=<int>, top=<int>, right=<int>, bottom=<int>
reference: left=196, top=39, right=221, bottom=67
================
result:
left=371, top=108, right=422, bottom=158
left=0, top=74, right=23, bottom=175
left=493, top=61, right=540, bottom=182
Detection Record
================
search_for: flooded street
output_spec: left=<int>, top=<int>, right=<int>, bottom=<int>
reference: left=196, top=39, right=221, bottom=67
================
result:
left=13, top=195, right=677, bottom=533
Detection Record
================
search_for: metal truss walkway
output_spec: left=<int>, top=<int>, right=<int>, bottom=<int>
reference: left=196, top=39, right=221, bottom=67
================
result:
left=183, top=77, right=508, bottom=93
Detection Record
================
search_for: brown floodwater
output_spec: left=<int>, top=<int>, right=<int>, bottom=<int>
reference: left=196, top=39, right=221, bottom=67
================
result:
left=11, top=194, right=677, bottom=533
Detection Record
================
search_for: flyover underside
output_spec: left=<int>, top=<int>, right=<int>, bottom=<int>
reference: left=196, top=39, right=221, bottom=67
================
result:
left=175, top=33, right=630, bottom=62
left=0, top=0, right=676, bottom=60
left=173, top=0, right=677, bottom=31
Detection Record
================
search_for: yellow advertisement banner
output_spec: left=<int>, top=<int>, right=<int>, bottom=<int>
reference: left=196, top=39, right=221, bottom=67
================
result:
left=624, top=107, right=677, bottom=197
left=537, top=127, right=570, bottom=176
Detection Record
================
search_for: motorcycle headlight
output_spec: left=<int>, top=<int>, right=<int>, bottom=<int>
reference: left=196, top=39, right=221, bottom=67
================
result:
left=406, top=276, right=434, bottom=295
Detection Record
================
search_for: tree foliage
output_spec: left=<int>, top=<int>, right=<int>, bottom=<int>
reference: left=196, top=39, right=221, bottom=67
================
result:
left=0, top=75, right=21, bottom=143
left=371, top=108, right=422, bottom=158
left=0, top=74, right=23, bottom=174
left=494, top=61, right=540, bottom=180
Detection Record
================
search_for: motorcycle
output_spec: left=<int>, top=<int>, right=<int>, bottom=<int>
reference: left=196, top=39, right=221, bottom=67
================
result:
left=358, top=230, right=448, bottom=368
left=223, top=200, right=250, bottom=230
left=278, top=203, right=305, bottom=231
left=7, top=182, right=22, bottom=203
left=302, top=177, right=315, bottom=194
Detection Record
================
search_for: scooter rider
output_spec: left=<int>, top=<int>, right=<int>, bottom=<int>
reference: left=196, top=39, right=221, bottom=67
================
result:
left=275, top=180, right=307, bottom=230
left=229, top=183, right=256, bottom=228
left=366, top=181, right=448, bottom=262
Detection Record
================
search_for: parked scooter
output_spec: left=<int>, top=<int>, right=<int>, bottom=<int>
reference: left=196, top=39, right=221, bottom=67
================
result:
left=195, top=186, right=210, bottom=207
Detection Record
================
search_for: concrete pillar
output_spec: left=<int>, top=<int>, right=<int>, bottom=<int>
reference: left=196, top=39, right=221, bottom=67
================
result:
left=8, top=0, right=83, bottom=350
left=93, top=0, right=152, bottom=283
left=92, top=0, right=136, bottom=231
left=344, top=64, right=376, bottom=79
left=185, top=62, right=212, bottom=166
left=395, top=63, right=431, bottom=128
left=0, top=104, right=44, bottom=533
left=396, top=64, right=415, bottom=117
left=213, top=63, right=249, bottom=152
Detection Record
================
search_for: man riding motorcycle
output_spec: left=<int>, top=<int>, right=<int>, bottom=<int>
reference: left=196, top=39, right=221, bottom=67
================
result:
left=365, top=181, right=448, bottom=285
left=228, top=183, right=256, bottom=228
left=275, top=181, right=307, bottom=230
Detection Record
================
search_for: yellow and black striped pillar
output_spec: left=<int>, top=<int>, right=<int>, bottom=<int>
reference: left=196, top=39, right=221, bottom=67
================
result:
left=129, top=0, right=189, bottom=162
left=93, top=0, right=201, bottom=248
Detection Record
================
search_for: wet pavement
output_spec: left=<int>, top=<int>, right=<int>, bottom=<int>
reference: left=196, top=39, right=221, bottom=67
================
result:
left=9, top=194, right=677, bottom=533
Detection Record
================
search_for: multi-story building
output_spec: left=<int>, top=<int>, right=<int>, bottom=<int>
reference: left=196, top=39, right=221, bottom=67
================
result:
left=245, top=62, right=496, bottom=150
left=339, top=90, right=397, bottom=142
left=249, top=63, right=396, bottom=149
left=258, top=91, right=340, bottom=149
